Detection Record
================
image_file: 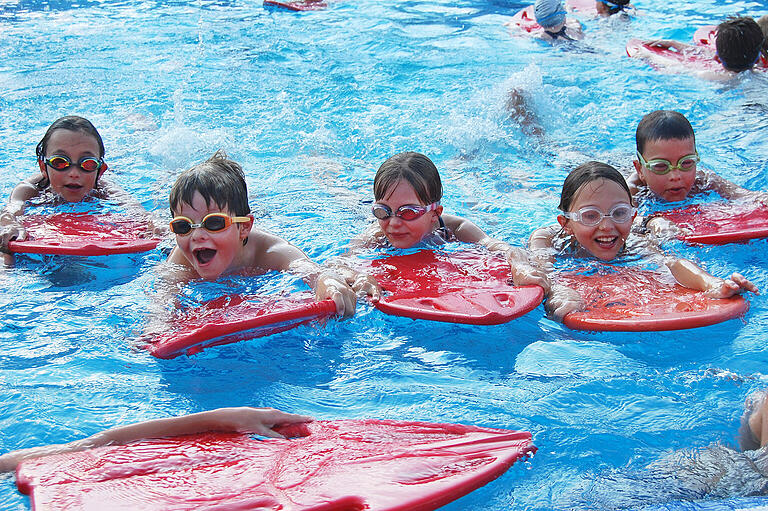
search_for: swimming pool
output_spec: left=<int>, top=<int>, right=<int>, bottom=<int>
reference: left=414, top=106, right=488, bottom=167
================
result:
left=1, top=0, right=768, bottom=508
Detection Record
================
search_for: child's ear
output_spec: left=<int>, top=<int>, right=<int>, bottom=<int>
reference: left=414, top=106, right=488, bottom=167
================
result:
left=238, top=214, right=254, bottom=242
left=434, top=205, right=444, bottom=217
left=633, top=158, right=646, bottom=183
left=97, top=161, right=109, bottom=178
left=557, top=214, right=571, bottom=233
left=38, top=158, right=47, bottom=176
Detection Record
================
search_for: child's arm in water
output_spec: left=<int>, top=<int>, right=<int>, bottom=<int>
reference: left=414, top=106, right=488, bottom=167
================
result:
left=528, top=225, right=582, bottom=320
left=442, top=213, right=550, bottom=291
left=0, top=407, right=312, bottom=473
left=166, top=226, right=360, bottom=318
left=0, top=177, right=43, bottom=254
left=745, top=392, right=768, bottom=450
left=664, top=257, right=758, bottom=297
left=704, top=172, right=768, bottom=203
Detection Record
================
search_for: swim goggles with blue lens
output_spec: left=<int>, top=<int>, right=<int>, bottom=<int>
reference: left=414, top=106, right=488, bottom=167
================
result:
left=43, top=155, right=106, bottom=173
left=562, top=203, right=636, bottom=226
left=372, top=201, right=440, bottom=221
left=170, top=213, right=250, bottom=235
left=637, top=151, right=699, bottom=175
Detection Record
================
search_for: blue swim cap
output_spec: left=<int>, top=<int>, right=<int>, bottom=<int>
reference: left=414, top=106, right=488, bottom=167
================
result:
left=534, top=0, right=566, bottom=28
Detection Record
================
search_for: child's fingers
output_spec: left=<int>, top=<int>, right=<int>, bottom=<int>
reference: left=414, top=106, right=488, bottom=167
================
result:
left=731, top=273, right=759, bottom=294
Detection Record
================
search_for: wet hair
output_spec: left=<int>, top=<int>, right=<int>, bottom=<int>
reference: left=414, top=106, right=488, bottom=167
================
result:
left=635, top=110, right=695, bottom=155
left=35, top=115, right=105, bottom=160
left=715, top=16, right=764, bottom=72
left=35, top=116, right=106, bottom=190
left=558, top=161, right=631, bottom=212
left=169, top=150, right=251, bottom=217
left=373, top=152, right=443, bottom=205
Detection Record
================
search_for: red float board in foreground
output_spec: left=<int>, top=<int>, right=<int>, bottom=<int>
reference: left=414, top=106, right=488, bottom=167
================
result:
left=561, top=267, right=749, bottom=331
left=8, top=213, right=160, bottom=256
left=16, top=419, right=536, bottom=511
left=360, top=250, right=544, bottom=325
left=659, top=202, right=768, bottom=245
left=146, top=293, right=336, bottom=359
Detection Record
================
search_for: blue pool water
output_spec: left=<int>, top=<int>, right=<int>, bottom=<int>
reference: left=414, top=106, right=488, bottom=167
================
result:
left=1, top=0, right=768, bottom=508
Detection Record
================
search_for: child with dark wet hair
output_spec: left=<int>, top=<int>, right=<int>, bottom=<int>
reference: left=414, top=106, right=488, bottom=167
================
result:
left=628, top=110, right=764, bottom=204
left=594, top=0, right=630, bottom=17
left=349, top=151, right=549, bottom=292
left=165, top=151, right=366, bottom=317
left=636, top=16, right=764, bottom=77
left=530, top=161, right=757, bottom=320
left=0, top=116, right=144, bottom=265
left=715, top=16, right=765, bottom=72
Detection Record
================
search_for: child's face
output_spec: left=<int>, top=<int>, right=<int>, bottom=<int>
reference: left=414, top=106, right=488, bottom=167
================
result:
left=39, top=129, right=104, bottom=202
left=633, top=137, right=697, bottom=202
left=376, top=179, right=442, bottom=249
left=557, top=178, right=635, bottom=261
left=172, top=191, right=252, bottom=280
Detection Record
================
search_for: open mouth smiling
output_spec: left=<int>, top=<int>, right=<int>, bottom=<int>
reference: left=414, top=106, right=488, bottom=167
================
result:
left=194, top=248, right=217, bottom=264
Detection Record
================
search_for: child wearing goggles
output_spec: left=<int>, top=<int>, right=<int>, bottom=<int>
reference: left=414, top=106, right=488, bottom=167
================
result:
left=530, top=161, right=758, bottom=320
left=164, top=151, right=364, bottom=318
left=0, top=116, right=145, bottom=264
left=344, top=151, right=549, bottom=295
left=628, top=110, right=765, bottom=204
left=627, top=110, right=768, bottom=236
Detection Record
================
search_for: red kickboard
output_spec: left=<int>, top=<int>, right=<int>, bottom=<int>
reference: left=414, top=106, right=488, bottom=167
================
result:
left=659, top=203, right=768, bottom=245
left=508, top=5, right=542, bottom=34
left=693, top=25, right=717, bottom=47
left=15, top=419, right=536, bottom=511
left=561, top=267, right=749, bottom=331
left=8, top=213, right=160, bottom=256
left=626, top=38, right=723, bottom=73
left=146, top=293, right=336, bottom=359
left=359, top=250, right=544, bottom=325
left=263, top=0, right=327, bottom=11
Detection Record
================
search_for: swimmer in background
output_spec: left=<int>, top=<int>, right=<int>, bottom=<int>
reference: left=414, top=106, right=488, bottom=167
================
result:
left=162, top=151, right=367, bottom=317
left=627, top=110, right=768, bottom=235
left=638, top=16, right=764, bottom=77
left=593, top=0, right=631, bottom=17
left=343, top=151, right=549, bottom=294
left=0, top=407, right=312, bottom=473
left=529, top=161, right=757, bottom=320
left=534, top=0, right=584, bottom=41
left=0, top=116, right=151, bottom=266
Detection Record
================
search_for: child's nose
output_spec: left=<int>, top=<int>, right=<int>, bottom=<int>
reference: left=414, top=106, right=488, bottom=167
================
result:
left=190, top=226, right=209, bottom=240
left=597, top=216, right=613, bottom=229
